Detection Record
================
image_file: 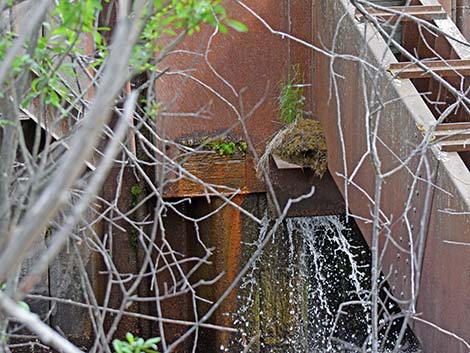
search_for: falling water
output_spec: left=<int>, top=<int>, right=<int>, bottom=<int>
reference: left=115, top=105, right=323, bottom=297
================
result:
left=286, top=216, right=370, bottom=351
left=233, top=215, right=421, bottom=352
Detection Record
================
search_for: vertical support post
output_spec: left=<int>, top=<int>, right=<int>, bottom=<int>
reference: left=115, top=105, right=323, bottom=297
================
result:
left=188, top=194, right=265, bottom=353
left=189, top=196, right=245, bottom=352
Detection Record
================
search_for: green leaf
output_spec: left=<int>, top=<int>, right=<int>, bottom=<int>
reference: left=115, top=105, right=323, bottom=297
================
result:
left=145, top=338, right=161, bottom=345
left=112, top=339, right=123, bottom=353
left=226, top=19, right=248, bottom=33
left=113, top=333, right=160, bottom=353
left=126, top=332, right=135, bottom=343
left=217, top=23, right=228, bottom=34
left=45, top=89, right=60, bottom=107
left=163, top=28, right=177, bottom=36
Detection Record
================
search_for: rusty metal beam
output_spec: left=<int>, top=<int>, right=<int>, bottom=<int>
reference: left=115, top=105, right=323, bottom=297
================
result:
left=436, top=138, right=470, bottom=151
left=163, top=153, right=264, bottom=198
left=435, top=121, right=470, bottom=130
left=356, top=5, right=447, bottom=23
left=163, top=152, right=345, bottom=216
left=433, top=122, right=470, bottom=151
left=388, top=59, right=470, bottom=78
left=268, top=158, right=345, bottom=217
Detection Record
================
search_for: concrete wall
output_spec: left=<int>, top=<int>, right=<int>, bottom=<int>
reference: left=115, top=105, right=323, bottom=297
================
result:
left=314, top=1, right=470, bottom=352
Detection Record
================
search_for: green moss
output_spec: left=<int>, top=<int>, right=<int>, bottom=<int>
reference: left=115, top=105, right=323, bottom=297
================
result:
left=205, top=139, right=248, bottom=156
left=274, top=119, right=328, bottom=178
left=208, top=140, right=236, bottom=155
left=131, top=185, right=143, bottom=197
left=131, top=185, right=143, bottom=207
left=238, top=141, right=248, bottom=154
left=129, top=229, right=139, bottom=253
left=258, top=223, right=309, bottom=352
left=180, top=136, right=248, bottom=157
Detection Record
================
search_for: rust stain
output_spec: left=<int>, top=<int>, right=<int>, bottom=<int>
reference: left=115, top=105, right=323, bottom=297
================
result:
left=164, top=153, right=264, bottom=198
left=224, top=195, right=244, bottom=298
left=83, top=33, right=95, bottom=100
left=218, top=194, right=244, bottom=347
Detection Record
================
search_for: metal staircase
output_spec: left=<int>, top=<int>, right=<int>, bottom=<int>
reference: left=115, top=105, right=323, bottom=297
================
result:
left=363, top=1, right=470, bottom=154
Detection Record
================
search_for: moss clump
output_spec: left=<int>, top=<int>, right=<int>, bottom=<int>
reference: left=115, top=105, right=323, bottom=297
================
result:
left=130, top=184, right=143, bottom=207
left=257, top=66, right=328, bottom=179
left=273, top=119, right=328, bottom=178
left=180, top=135, right=248, bottom=157
left=205, top=139, right=247, bottom=156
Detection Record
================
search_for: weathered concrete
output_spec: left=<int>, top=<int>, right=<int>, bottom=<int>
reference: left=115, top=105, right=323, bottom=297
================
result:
left=19, top=237, right=49, bottom=326
left=456, top=0, right=470, bottom=40
left=314, top=1, right=470, bottom=352
left=48, top=229, right=97, bottom=349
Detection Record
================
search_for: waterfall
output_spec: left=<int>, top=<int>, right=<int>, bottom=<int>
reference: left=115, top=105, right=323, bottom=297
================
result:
left=233, top=215, right=421, bottom=352
left=287, top=216, right=370, bottom=351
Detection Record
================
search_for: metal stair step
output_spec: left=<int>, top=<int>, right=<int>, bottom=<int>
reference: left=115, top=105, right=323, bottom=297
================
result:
left=388, top=59, right=470, bottom=78
left=356, top=5, right=447, bottom=23
left=437, top=138, right=470, bottom=152
left=435, top=122, right=470, bottom=151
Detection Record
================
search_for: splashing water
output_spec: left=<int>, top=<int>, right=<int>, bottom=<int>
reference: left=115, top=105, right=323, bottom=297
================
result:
left=233, top=215, right=421, bottom=352
left=287, top=216, right=370, bottom=351
left=233, top=215, right=370, bottom=352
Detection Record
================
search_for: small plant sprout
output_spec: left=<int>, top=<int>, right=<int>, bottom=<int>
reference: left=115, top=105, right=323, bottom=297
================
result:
left=278, top=65, right=305, bottom=125
left=112, top=333, right=160, bottom=353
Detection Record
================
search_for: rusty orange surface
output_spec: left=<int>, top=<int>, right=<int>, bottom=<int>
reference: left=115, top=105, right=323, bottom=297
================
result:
left=157, top=0, right=347, bottom=216
left=156, top=0, right=316, bottom=201
left=163, top=153, right=264, bottom=198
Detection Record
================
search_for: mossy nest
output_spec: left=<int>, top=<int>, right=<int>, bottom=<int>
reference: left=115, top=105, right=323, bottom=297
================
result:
left=259, top=119, right=328, bottom=178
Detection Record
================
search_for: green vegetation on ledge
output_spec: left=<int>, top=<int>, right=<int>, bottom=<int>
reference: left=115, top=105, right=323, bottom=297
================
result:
left=180, top=136, right=248, bottom=157
left=258, top=64, right=328, bottom=178
left=205, top=139, right=248, bottom=156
